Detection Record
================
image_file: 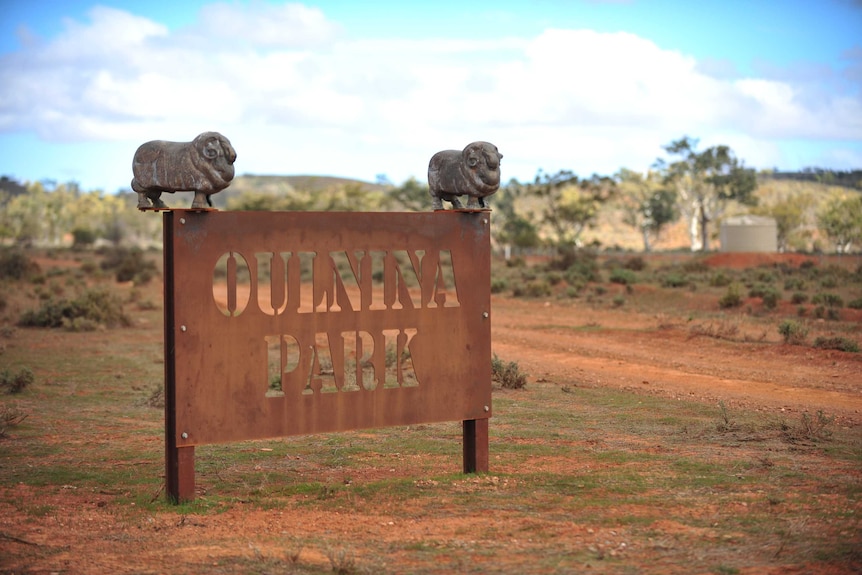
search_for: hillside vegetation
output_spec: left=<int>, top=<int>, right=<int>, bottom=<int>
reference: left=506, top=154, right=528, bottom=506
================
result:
left=2, top=142, right=861, bottom=254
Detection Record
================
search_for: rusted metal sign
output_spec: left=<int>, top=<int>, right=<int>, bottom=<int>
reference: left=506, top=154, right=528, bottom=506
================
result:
left=163, top=210, right=491, bottom=502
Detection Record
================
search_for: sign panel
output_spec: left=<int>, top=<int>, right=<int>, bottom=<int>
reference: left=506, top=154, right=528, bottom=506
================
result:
left=165, top=210, right=492, bottom=447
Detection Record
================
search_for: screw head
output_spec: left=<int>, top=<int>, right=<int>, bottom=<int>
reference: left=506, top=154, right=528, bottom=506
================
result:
left=482, top=312, right=489, bottom=318
left=484, top=405, right=490, bottom=412
left=180, top=325, right=187, bottom=332
left=180, top=218, right=186, bottom=224
left=181, top=432, right=188, bottom=439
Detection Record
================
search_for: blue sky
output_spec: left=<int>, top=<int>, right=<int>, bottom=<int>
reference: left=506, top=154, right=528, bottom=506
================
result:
left=1, top=0, right=860, bottom=193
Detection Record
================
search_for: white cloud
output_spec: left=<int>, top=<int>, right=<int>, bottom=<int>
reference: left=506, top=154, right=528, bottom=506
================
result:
left=0, top=3, right=859, bottom=189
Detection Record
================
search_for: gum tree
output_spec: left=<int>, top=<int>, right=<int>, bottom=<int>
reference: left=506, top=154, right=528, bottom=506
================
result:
left=616, top=168, right=679, bottom=252
left=817, top=192, right=862, bottom=253
left=656, top=136, right=757, bottom=251
left=533, top=169, right=616, bottom=253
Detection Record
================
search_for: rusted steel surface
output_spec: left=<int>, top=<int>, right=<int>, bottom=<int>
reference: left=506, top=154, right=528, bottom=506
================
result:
left=164, top=210, right=492, bottom=447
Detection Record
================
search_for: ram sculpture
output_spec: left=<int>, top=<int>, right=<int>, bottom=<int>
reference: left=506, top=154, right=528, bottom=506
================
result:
left=132, top=131, right=237, bottom=209
left=428, top=141, right=502, bottom=210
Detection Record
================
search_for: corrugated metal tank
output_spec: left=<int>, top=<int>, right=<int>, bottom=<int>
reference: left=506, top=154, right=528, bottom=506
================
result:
left=720, top=215, right=778, bottom=252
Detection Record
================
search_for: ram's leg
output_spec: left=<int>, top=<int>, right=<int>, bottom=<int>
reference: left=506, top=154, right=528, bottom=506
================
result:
left=466, top=197, right=480, bottom=209
left=191, top=191, right=209, bottom=209
left=431, top=196, right=444, bottom=211
left=136, top=192, right=150, bottom=209
left=449, top=196, right=464, bottom=209
left=147, top=191, right=167, bottom=209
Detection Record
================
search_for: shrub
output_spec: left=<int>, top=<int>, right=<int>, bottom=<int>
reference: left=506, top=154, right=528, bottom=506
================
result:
left=781, top=410, right=834, bottom=443
left=660, top=272, right=688, bottom=288
left=0, top=250, right=40, bottom=280
left=718, top=284, right=743, bottom=309
left=18, top=288, right=131, bottom=329
left=848, top=298, right=862, bottom=310
left=758, top=269, right=778, bottom=282
left=790, top=292, right=808, bottom=305
left=0, top=404, right=28, bottom=438
left=747, top=284, right=770, bottom=298
left=513, top=279, right=551, bottom=298
left=811, top=293, right=844, bottom=308
left=623, top=256, right=646, bottom=271
left=609, top=268, right=636, bottom=286
left=491, top=354, right=527, bottom=389
left=819, top=276, right=838, bottom=289
left=760, top=287, right=780, bottom=310
left=681, top=260, right=709, bottom=273
left=100, top=247, right=158, bottom=284
left=813, top=336, right=859, bottom=353
left=1, top=367, right=34, bottom=394
left=709, top=272, right=732, bottom=287
left=545, top=271, right=564, bottom=285
left=784, top=277, right=806, bottom=291
left=778, top=320, right=808, bottom=345
left=71, top=227, right=97, bottom=249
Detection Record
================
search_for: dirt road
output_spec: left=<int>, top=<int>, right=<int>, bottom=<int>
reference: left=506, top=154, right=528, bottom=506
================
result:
left=490, top=294, right=862, bottom=425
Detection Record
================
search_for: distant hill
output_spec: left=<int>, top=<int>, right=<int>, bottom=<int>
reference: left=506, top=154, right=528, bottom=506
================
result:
left=210, top=174, right=388, bottom=209
left=760, top=169, right=862, bottom=191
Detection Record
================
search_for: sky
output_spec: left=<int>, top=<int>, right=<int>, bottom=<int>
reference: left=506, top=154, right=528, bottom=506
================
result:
left=0, top=0, right=860, bottom=194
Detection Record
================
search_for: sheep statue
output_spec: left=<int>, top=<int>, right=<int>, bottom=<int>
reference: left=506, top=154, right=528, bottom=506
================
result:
left=428, top=141, right=502, bottom=210
left=132, top=131, right=237, bottom=210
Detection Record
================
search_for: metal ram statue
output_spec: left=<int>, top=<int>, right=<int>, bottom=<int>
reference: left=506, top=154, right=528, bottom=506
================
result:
left=428, top=141, right=502, bottom=210
left=132, top=131, right=237, bottom=210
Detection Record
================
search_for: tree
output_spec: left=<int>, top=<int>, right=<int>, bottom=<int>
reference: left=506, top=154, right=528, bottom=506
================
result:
left=817, top=192, right=862, bottom=253
left=491, top=179, right=541, bottom=255
left=656, top=136, right=757, bottom=251
left=388, top=177, right=428, bottom=212
left=752, top=183, right=815, bottom=252
left=616, top=168, right=678, bottom=252
left=533, top=170, right=616, bottom=251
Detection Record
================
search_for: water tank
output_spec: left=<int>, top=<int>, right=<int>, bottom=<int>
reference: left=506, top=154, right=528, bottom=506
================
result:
left=720, top=215, right=777, bottom=252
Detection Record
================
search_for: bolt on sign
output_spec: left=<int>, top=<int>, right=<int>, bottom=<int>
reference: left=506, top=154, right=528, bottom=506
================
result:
left=162, top=210, right=491, bottom=503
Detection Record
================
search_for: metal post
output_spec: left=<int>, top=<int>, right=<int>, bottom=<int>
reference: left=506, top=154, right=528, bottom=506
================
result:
left=462, top=418, right=489, bottom=473
left=164, top=211, right=195, bottom=503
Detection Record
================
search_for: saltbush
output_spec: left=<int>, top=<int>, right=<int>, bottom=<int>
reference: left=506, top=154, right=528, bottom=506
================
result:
left=784, top=277, right=806, bottom=291
left=709, top=272, right=732, bottom=287
left=790, top=292, right=808, bottom=305
left=1, top=367, right=34, bottom=394
left=491, top=354, right=527, bottom=389
left=760, top=287, right=781, bottom=309
left=99, top=247, right=158, bottom=285
left=0, top=250, right=40, bottom=280
left=513, top=279, right=551, bottom=298
left=623, top=256, right=646, bottom=271
left=813, top=336, right=859, bottom=353
left=660, top=272, right=688, bottom=288
left=778, top=320, right=808, bottom=345
left=18, top=288, right=131, bottom=329
left=609, top=268, right=637, bottom=286
left=0, top=404, right=28, bottom=437
left=490, top=278, right=508, bottom=294
left=811, top=293, right=844, bottom=308
left=718, top=284, right=743, bottom=309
